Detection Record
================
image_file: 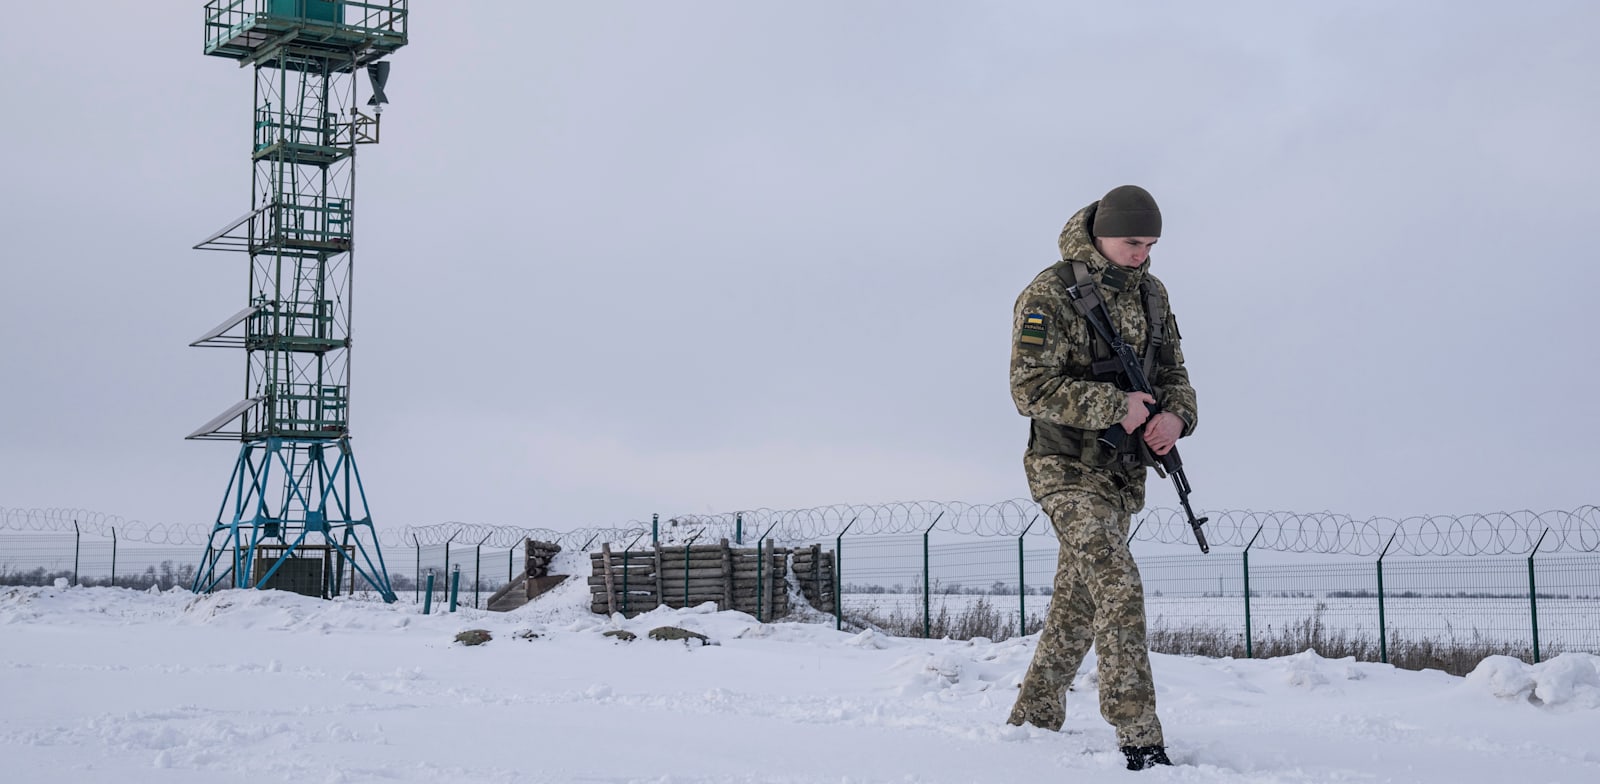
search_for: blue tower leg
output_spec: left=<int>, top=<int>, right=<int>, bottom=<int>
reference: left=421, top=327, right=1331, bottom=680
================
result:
left=192, top=437, right=398, bottom=603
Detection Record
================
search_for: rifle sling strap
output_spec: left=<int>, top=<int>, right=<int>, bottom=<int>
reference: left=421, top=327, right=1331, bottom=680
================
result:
left=1056, top=260, right=1170, bottom=474
left=1056, top=260, right=1166, bottom=385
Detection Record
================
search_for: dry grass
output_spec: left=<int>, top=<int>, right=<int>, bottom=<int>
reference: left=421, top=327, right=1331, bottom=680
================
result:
left=846, top=598, right=1544, bottom=676
left=845, top=596, right=1045, bottom=642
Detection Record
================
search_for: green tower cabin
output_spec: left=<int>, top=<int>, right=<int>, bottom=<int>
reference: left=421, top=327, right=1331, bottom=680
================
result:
left=187, top=1, right=408, bottom=601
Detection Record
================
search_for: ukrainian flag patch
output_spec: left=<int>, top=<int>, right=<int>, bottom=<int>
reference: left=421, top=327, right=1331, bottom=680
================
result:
left=1019, top=313, right=1047, bottom=346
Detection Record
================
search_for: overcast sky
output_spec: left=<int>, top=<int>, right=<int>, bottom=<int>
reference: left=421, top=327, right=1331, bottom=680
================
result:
left=1, top=2, right=1595, bottom=533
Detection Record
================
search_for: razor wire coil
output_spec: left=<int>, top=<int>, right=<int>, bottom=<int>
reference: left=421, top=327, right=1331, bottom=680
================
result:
left=4, top=502, right=1597, bottom=556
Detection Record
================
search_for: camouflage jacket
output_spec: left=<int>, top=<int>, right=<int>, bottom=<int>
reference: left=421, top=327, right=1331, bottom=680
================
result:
left=1011, top=201, right=1198, bottom=510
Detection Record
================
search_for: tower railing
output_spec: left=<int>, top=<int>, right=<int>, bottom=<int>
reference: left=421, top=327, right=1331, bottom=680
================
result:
left=261, top=382, right=349, bottom=437
left=204, top=1, right=408, bottom=61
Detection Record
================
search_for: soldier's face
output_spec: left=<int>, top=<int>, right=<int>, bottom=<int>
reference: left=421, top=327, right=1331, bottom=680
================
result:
left=1095, top=236, right=1158, bottom=268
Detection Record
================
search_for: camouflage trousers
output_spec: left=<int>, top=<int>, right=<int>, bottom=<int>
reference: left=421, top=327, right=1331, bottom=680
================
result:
left=1007, top=489, right=1164, bottom=748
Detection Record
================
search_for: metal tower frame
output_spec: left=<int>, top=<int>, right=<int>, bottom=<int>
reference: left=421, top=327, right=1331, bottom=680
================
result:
left=187, top=1, right=408, bottom=602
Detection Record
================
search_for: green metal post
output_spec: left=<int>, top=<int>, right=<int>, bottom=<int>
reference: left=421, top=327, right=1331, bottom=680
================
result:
left=922, top=512, right=944, bottom=639
left=1127, top=517, right=1145, bottom=545
left=423, top=571, right=434, bottom=615
left=755, top=521, right=780, bottom=622
left=652, top=514, right=659, bottom=547
left=1529, top=528, right=1550, bottom=663
left=1377, top=532, right=1397, bottom=664
left=835, top=517, right=857, bottom=631
left=622, top=532, right=645, bottom=616
left=449, top=565, right=460, bottom=613
left=442, top=532, right=457, bottom=599
left=475, top=534, right=490, bottom=609
left=1018, top=514, right=1039, bottom=638
left=110, top=527, right=118, bottom=588
left=735, top=513, right=744, bottom=546
left=413, top=534, right=421, bottom=604
left=683, top=532, right=702, bottom=608
left=72, top=520, right=80, bottom=587
left=1243, top=526, right=1263, bottom=658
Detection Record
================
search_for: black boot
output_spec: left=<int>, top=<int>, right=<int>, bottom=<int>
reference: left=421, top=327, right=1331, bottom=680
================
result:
left=1121, top=745, right=1173, bottom=771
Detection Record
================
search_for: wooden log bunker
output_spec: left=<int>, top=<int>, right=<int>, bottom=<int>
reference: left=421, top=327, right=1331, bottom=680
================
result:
left=589, top=539, right=837, bottom=619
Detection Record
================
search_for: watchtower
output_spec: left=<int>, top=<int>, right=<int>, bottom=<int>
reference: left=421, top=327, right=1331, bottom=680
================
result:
left=187, top=1, right=408, bottom=601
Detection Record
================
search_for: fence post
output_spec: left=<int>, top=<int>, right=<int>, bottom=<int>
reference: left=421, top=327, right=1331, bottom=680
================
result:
left=1376, top=532, right=1397, bottom=664
left=755, top=521, right=780, bottom=622
left=449, top=564, right=461, bottom=613
left=652, top=513, right=659, bottom=547
left=680, top=532, right=702, bottom=609
left=475, top=534, right=491, bottom=609
left=413, top=533, right=421, bottom=604
left=735, top=512, right=744, bottom=546
left=835, top=516, right=857, bottom=631
left=443, top=532, right=458, bottom=603
left=111, top=526, right=118, bottom=588
left=1018, top=514, right=1039, bottom=639
left=423, top=570, right=435, bottom=614
left=922, top=512, right=944, bottom=639
left=720, top=538, right=735, bottom=610
left=1243, top=526, right=1263, bottom=658
left=622, top=532, right=646, bottom=616
left=1528, top=528, right=1550, bottom=664
left=72, top=520, right=81, bottom=587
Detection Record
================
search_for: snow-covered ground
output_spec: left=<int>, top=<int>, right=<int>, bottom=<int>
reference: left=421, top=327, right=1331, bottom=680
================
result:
left=3, top=550, right=1598, bottom=783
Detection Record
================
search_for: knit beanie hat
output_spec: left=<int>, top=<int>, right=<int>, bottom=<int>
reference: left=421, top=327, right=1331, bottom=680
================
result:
left=1091, top=185, right=1162, bottom=238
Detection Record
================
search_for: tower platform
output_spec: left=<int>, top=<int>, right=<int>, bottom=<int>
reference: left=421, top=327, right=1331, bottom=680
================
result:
left=204, top=0, right=407, bottom=65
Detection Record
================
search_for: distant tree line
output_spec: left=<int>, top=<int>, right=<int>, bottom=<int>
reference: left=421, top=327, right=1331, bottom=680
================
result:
left=0, top=561, right=198, bottom=591
left=1327, top=589, right=1585, bottom=600
left=0, top=562, right=424, bottom=595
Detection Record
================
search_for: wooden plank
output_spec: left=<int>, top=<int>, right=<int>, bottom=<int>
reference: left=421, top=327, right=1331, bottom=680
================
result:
left=590, top=566, right=650, bottom=577
left=654, top=567, right=734, bottom=580
left=591, top=554, right=656, bottom=568
left=591, top=603, right=659, bottom=614
left=661, top=544, right=753, bottom=554
left=599, top=542, right=617, bottom=615
left=585, top=574, right=655, bottom=586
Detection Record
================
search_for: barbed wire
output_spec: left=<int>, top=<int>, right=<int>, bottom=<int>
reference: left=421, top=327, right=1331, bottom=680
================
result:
left=4, top=502, right=1598, bottom=556
left=0, top=507, right=208, bottom=546
left=663, top=502, right=1600, bottom=556
left=387, top=522, right=650, bottom=551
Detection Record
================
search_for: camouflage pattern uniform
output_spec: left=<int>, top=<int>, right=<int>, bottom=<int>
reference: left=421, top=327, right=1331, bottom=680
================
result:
left=1005, top=201, right=1198, bottom=748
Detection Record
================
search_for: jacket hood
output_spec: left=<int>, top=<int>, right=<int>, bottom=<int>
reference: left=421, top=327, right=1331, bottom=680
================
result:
left=1057, top=200, right=1152, bottom=288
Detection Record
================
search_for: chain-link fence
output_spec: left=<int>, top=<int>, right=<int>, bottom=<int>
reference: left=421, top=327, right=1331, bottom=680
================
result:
left=830, top=532, right=1599, bottom=670
left=4, top=503, right=1597, bottom=668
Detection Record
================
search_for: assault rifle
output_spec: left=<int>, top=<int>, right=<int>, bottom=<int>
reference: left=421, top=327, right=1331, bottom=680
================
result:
left=1064, top=284, right=1210, bottom=554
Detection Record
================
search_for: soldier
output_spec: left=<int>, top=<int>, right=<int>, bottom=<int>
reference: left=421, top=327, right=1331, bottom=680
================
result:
left=1006, top=185, right=1197, bottom=771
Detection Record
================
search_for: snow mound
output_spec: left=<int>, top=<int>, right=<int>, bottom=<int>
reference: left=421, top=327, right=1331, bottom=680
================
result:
left=1466, top=653, right=1600, bottom=709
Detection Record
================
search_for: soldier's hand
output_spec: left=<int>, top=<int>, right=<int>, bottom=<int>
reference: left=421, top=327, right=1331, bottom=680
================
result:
left=1143, top=412, right=1184, bottom=455
left=1119, top=391, right=1157, bottom=433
